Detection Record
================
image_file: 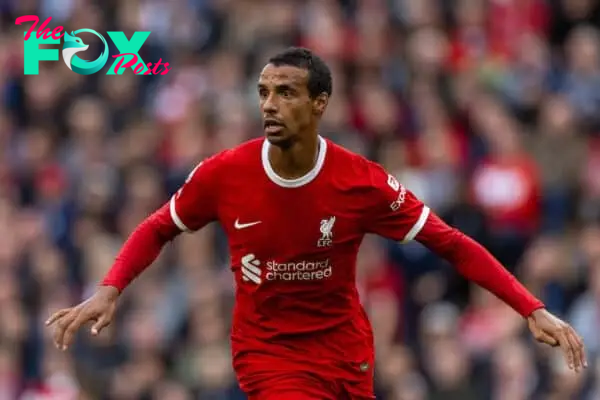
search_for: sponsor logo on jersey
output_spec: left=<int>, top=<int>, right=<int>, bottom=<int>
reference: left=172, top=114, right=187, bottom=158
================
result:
left=241, top=253, right=262, bottom=284
left=234, top=218, right=262, bottom=229
left=387, top=174, right=400, bottom=191
left=241, top=254, right=332, bottom=284
left=317, top=216, right=336, bottom=247
left=389, top=184, right=406, bottom=212
left=266, top=259, right=332, bottom=281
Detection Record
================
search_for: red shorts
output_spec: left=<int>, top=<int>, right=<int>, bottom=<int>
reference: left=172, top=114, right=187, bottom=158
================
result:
left=233, top=334, right=375, bottom=399
left=245, top=370, right=374, bottom=400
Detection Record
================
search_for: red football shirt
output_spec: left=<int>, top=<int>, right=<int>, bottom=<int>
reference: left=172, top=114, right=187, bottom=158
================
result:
left=169, top=136, right=429, bottom=395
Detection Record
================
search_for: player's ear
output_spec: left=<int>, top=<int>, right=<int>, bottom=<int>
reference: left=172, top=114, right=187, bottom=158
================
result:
left=313, top=93, right=328, bottom=116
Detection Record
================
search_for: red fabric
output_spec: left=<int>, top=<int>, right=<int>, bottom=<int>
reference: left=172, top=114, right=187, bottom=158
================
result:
left=100, top=136, right=543, bottom=400
left=250, top=390, right=334, bottom=400
left=238, top=354, right=374, bottom=400
left=101, top=203, right=179, bottom=291
left=244, top=369, right=374, bottom=400
left=470, top=156, right=541, bottom=234
left=416, top=212, right=544, bottom=317
left=102, top=139, right=380, bottom=397
left=102, top=138, right=543, bottom=317
left=251, top=388, right=373, bottom=400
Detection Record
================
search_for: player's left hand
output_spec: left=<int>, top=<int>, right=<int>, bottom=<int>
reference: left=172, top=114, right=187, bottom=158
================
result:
left=527, top=308, right=587, bottom=372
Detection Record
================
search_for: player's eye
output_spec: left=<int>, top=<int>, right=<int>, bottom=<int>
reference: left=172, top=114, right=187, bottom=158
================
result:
left=280, top=89, right=295, bottom=98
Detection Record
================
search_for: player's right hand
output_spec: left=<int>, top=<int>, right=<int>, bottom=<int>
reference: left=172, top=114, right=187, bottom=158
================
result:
left=45, top=285, right=120, bottom=351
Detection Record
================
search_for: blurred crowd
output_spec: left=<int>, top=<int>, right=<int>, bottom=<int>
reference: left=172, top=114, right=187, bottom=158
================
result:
left=1, top=0, right=600, bottom=399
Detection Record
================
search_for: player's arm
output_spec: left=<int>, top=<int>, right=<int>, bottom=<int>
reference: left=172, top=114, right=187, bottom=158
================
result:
left=361, top=162, right=587, bottom=372
left=46, top=155, right=223, bottom=350
left=101, top=157, right=221, bottom=291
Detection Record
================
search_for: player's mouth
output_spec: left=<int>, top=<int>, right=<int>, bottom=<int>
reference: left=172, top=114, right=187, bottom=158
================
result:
left=264, top=119, right=285, bottom=135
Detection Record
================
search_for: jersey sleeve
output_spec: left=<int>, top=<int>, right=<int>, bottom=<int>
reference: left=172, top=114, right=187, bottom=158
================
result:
left=360, top=162, right=430, bottom=243
left=169, top=154, right=222, bottom=232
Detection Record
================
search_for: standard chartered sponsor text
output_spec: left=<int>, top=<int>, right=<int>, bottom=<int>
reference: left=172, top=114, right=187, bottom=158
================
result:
left=266, top=259, right=332, bottom=281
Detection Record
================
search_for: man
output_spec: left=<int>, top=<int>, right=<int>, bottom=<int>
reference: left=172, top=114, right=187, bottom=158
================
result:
left=47, top=47, right=586, bottom=399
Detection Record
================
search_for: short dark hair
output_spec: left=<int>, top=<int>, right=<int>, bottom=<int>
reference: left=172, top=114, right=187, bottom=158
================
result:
left=268, top=47, right=332, bottom=99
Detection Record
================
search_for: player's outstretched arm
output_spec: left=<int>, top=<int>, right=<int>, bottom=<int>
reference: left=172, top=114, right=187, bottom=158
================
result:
left=46, top=156, right=222, bottom=351
left=361, top=163, right=587, bottom=371
left=46, top=203, right=181, bottom=351
left=415, top=212, right=587, bottom=372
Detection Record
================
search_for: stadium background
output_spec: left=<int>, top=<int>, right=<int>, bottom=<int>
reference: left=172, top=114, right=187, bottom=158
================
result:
left=1, top=0, right=600, bottom=398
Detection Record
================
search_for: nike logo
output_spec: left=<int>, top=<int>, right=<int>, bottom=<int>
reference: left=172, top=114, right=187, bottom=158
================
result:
left=234, top=219, right=262, bottom=229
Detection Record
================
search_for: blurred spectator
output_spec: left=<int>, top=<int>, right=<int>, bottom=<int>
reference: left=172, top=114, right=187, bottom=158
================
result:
left=424, top=337, right=480, bottom=400
left=519, top=235, right=572, bottom=315
left=530, top=95, right=586, bottom=232
left=490, top=338, right=538, bottom=400
left=560, top=25, right=600, bottom=130
left=470, top=97, right=541, bottom=269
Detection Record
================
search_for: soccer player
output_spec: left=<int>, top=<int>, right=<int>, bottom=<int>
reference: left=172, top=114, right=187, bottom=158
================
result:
left=47, top=47, right=586, bottom=399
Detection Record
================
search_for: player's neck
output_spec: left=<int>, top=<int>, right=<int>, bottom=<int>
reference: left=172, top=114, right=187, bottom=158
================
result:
left=268, top=134, right=320, bottom=180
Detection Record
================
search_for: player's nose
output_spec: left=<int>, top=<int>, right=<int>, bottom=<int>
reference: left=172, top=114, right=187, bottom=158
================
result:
left=262, top=95, right=278, bottom=113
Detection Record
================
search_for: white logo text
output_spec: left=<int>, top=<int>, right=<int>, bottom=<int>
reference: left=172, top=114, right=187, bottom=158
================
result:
left=240, top=254, right=332, bottom=284
left=390, top=184, right=406, bottom=211
left=266, top=259, right=332, bottom=281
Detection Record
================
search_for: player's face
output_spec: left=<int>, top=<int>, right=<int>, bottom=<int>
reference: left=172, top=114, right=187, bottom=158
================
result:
left=258, top=64, right=326, bottom=147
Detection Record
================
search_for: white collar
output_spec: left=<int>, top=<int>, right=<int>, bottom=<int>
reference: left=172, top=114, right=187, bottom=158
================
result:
left=261, top=135, right=327, bottom=188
